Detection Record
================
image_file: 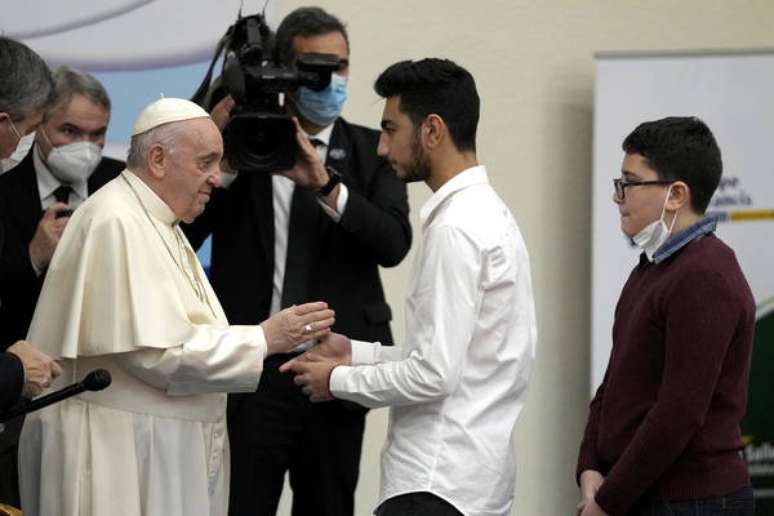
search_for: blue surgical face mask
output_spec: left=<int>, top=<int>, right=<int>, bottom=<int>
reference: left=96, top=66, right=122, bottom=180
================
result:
left=294, top=73, right=348, bottom=127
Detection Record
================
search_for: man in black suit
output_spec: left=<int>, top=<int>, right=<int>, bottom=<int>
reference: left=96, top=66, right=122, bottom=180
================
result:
left=0, top=65, right=121, bottom=507
left=183, top=7, right=411, bottom=516
left=0, top=37, right=62, bottom=413
left=0, top=66, right=124, bottom=349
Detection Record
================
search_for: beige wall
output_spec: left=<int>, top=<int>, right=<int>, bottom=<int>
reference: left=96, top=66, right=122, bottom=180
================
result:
left=273, top=1, right=774, bottom=514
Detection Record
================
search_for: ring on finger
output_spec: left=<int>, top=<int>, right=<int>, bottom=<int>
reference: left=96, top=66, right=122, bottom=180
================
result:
left=303, top=324, right=313, bottom=334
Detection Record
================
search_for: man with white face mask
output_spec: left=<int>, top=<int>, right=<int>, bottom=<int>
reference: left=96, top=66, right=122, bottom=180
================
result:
left=576, top=117, right=756, bottom=516
left=0, top=67, right=124, bottom=352
left=183, top=7, right=411, bottom=516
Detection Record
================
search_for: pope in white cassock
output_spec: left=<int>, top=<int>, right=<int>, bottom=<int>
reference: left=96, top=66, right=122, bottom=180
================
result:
left=18, top=98, right=335, bottom=516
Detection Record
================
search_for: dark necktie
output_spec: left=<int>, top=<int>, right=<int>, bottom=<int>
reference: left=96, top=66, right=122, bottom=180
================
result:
left=53, top=185, right=71, bottom=205
left=280, top=139, right=324, bottom=308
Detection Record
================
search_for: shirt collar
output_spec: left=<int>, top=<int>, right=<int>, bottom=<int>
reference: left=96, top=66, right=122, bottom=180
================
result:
left=305, top=123, right=334, bottom=148
left=652, top=215, right=718, bottom=264
left=420, top=165, right=488, bottom=229
left=122, top=170, right=178, bottom=226
left=33, top=144, right=88, bottom=203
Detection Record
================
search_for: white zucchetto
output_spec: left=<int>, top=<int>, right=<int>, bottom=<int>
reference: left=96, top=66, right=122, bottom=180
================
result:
left=132, top=98, right=210, bottom=136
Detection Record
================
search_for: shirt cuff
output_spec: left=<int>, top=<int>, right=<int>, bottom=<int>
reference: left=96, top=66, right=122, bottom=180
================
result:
left=317, top=183, right=349, bottom=222
left=329, top=364, right=353, bottom=397
left=350, top=339, right=379, bottom=365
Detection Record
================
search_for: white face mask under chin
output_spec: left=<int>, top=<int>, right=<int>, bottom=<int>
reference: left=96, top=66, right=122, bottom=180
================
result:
left=632, top=185, right=679, bottom=262
left=1, top=131, right=35, bottom=174
left=46, top=140, right=103, bottom=184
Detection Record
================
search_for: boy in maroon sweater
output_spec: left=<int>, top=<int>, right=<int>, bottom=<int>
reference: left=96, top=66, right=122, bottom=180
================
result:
left=576, top=117, right=755, bottom=516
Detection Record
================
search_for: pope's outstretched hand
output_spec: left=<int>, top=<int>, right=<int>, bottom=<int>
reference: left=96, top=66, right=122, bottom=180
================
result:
left=260, top=302, right=335, bottom=356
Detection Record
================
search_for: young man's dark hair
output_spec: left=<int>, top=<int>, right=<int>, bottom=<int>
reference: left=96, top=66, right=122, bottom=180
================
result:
left=374, top=58, right=480, bottom=152
left=622, top=116, right=721, bottom=213
left=274, top=6, right=349, bottom=65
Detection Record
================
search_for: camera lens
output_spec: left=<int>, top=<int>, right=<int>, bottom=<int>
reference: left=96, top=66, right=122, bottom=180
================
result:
left=223, top=112, right=297, bottom=172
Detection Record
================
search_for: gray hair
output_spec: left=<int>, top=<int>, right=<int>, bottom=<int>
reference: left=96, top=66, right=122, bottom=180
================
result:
left=126, top=121, right=185, bottom=170
left=0, top=37, right=54, bottom=121
left=47, top=66, right=111, bottom=119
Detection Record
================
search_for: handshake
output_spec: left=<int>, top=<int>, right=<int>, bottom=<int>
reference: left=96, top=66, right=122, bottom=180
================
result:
left=255, top=301, right=352, bottom=402
left=281, top=332, right=353, bottom=402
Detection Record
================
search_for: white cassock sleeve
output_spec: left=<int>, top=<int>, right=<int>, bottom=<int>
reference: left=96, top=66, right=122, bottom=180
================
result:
left=116, top=324, right=267, bottom=395
left=29, top=175, right=269, bottom=394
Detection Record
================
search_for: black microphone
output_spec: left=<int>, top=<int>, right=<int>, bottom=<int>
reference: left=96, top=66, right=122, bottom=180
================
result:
left=0, top=369, right=112, bottom=423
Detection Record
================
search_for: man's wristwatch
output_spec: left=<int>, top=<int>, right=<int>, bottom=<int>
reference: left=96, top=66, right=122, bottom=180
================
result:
left=318, top=166, right=343, bottom=196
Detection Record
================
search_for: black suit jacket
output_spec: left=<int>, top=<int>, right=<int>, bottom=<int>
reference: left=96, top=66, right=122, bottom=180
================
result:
left=0, top=352, right=23, bottom=415
left=0, top=147, right=124, bottom=350
left=184, top=117, right=411, bottom=345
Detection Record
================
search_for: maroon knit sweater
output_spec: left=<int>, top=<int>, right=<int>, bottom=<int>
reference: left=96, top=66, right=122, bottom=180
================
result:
left=577, top=234, right=755, bottom=515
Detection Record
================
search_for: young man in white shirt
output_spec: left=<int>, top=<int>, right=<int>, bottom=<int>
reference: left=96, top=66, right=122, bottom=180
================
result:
left=282, top=58, right=538, bottom=516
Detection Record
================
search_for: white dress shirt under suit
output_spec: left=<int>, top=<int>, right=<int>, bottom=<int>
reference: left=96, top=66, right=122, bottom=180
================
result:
left=33, top=146, right=87, bottom=211
left=330, top=166, right=538, bottom=516
left=220, top=124, right=347, bottom=351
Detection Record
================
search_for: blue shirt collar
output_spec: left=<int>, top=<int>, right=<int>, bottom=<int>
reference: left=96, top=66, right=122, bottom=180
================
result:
left=652, top=215, right=718, bottom=264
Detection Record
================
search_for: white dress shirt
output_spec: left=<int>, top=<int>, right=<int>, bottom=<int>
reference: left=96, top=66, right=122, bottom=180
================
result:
left=33, top=144, right=88, bottom=211
left=219, top=123, right=349, bottom=328
left=329, top=166, right=537, bottom=516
